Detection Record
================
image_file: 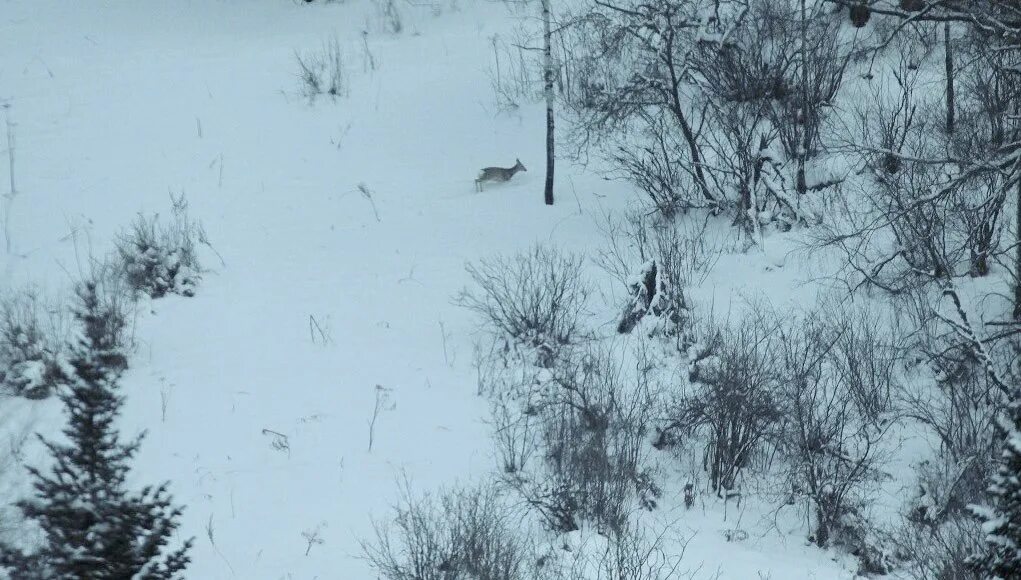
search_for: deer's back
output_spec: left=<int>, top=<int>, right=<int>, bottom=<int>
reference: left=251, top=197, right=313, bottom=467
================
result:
left=478, top=167, right=514, bottom=182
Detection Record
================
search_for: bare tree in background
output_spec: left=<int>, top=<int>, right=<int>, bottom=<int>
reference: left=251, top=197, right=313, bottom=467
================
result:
left=827, top=0, right=1021, bottom=321
left=543, top=0, right=555, bottom=205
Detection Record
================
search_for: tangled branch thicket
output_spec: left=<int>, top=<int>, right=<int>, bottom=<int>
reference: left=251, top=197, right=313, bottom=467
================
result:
left=362, top=482, right=533, bottom=580
left=488, top=345, right=661, bottom=536
left=457, top=244, right=589, bottom=364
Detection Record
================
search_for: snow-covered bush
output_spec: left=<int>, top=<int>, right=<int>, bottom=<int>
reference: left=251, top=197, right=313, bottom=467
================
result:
left=775, top=308, right=891, bottom=551
left=901, top=358, right=999, bottom=507
left=0, top=289, right=69, bottom=399
left=489, top=347, right=660, bottom=535
left=894, top=514, right=982, bottom=580
left=458, top=245, right=588, bottom=366
left=968, top=399, right=1021, bottom=579
left=115, top=198, right=200, bottom=299
left=295, top=36, right=348, bottom=102
left=362, top=482, right=533, bottom=580
left=656, top=312, right=782, bottom=493
left=601, top=213, right=719, bottom=348
left=897, top=296, right=1005, bottom=510
left=893, top=458, right=986, bottom=579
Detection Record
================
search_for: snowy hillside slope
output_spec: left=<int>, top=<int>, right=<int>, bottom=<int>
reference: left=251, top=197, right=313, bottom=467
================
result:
left=2, top=1, right=1004, bottom=578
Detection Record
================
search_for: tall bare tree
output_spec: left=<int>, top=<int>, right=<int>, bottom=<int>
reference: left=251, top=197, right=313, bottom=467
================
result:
left=543, top=0, right=555, bottom=205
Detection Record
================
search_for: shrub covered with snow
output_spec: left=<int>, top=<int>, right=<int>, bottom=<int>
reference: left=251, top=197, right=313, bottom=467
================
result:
left=602, top=214, right=719, bottom=349
left=774, top=307, right=893, bottom=552
left=0, top=290, right=70, bottom=400
left=487, top=346, right=661, bottom=535
left=655, top=312, right=782, bottom=493
left=115, top=198, right=201, bottom=300
left=968, top=399, right=1021, bottom=579
left=896, top=499, right=983, bottom=579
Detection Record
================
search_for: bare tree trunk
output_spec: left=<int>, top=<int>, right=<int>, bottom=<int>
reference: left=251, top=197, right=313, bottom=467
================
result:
left=797, top=0, right=808, bottom=196
left=543, top=0, right=555, bottom=206
left=662, top=41, right=713, bottom=204
left=945, top=22, right=955, bottom=135
left=670, top=100, right=713, bottom=203
left=1015, top=177, right=1021, bottom=319
left=1014, top=79, right=1021, bottom=319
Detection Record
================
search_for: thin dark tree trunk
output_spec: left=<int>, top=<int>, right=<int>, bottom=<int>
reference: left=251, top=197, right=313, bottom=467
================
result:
left=1014, top=80, right=1021, bottom=319
left=658, top=22, right=713, bottom=204
left=945, top=22, right=956, bottom=134
left=672, top=101, right=712, bottom=203
left=1015, top=177, right=1021, bottom=318
left=797, top=0, right=808, bottom=195
left=663, top=58, right=713, bottom=202
left=543, top=0, right=554, bottom=206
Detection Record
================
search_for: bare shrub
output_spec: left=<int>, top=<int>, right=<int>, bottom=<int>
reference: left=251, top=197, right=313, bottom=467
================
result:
left=295, top=36, right=349, bottom=101
left=945, top=83, right=1010, bottom=279
left=826, top=49, right=1010, bottom=295
left=950, top=178, right=1006, bottom=279
left=656, top=311, right=783, bottom=494
left=766, top=7, right=849, bottom=167
left=556, top=523, right=690, bottom=580
left=599, top=119, right=704, bottom=216
left=846, top=63, right=920, bottom=176
left=565, top=0, right=848, bottom=221
left=896, top=339, right=1001, bottom=545
left=495, top=346, right=660, bottom=535
left=775, top=307, right=892, bottom=555
left=489, top=388, right=540, bottom=475
left=457, top=245, right=588, bottom=362
left=114, top=196, right=201, bottom=299
left=893, top=514, right=983, bottom=580
left=0, top=289, right=69, bottom=399
left=896, top=284, right=1006, bottom=479
left=362, top=481, right=532, bottom=580
left=901, top=354, right=999, bottom=473
left=830, top=306, right=901, bottom=422
left=563, top=0, right=738, bottom=211
left=691, top=1, right=794, bottom=107
left=694, top=0, right=849, bottom=206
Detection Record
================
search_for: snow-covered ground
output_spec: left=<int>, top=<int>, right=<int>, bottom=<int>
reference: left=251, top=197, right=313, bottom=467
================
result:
left=0, top=1, right=951, bottom=578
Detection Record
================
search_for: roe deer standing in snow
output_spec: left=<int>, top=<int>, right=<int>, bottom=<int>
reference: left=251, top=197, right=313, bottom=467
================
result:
left=475, top=159, right=526, bottom=191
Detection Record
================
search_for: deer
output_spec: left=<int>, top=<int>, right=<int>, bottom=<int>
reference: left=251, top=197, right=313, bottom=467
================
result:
left=475, top=159, right=526, bottom=192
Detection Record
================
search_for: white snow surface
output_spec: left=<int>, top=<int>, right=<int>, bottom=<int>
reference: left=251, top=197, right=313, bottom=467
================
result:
left=0, top=1, right=921, bottom=578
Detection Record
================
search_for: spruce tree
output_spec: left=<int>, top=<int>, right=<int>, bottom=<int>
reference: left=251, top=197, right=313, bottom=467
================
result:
left=1, top=281, right=192, bottom=579
left=970, top=396, right=1021, bottom=579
